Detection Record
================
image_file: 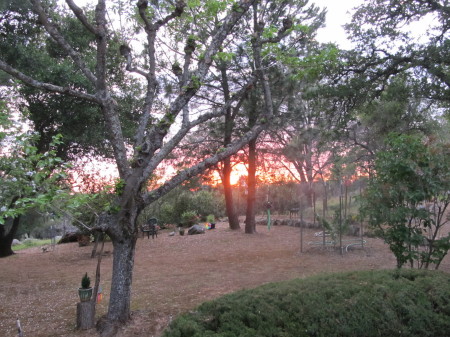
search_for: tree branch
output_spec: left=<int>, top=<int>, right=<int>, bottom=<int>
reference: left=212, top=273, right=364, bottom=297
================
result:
left=30, top=0, right=97, bottom=86
left=137, top=0, right=257, bottom=160
left=140, top=76, right=258, bottom=184
left=95, top=0, right=130, bottom=179
left=0, top=59, right=99, bottom=103
left=119, top=45, right=149, bottom=78
left=252, top=2, right=275, bottom=121
left=65, top=0, right=97, bottom=35
left=143, top=122, right=267, bottom=205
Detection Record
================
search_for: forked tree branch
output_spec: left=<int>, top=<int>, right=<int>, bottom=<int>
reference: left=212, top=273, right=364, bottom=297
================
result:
left=140, top=76, right=258, bottom=184
left=134, top=0, right=187, bottom=146
left=139, top=0, right=258, bottom=162
left=143, top=122, right=267, bottom=205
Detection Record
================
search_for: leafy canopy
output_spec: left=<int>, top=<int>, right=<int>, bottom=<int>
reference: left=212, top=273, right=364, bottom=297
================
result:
left=361, top=133, right=450, bottom=269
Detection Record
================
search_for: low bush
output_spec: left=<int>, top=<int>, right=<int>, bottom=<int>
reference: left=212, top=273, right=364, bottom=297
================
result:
left=163, top=270, right=450, bottom=337
left=180, top=211, right=199, bottom=227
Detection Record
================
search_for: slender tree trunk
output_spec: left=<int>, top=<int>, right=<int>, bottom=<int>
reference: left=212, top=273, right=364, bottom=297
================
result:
left=245, top=137, right=257, bottom=234
left=0, top=216, right=21, bottom=258
left=322, top=181, right=328, bottom=219
left=220, top=65, right=240, bottom=230
left=312, top=189, right=316, bottom=225
left=90, top=232, right=104, bottom=258
left=344, top=184, right=348, bottom=220
left=223, top=158, right=240, bottom=230
left=305, top=153, right=314, bottom=208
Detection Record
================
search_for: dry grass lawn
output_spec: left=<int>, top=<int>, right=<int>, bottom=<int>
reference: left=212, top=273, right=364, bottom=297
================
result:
left=1, top=220, right=449, bottom=337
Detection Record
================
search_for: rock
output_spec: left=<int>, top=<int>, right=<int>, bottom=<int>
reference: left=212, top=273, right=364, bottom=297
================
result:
left=168, top=231, right=175, bottom=236
left=12, top=239, right=21, bottom=246
left=58, top=232, right=79, bottom=244
left=188, top=224, right=205, bottom=235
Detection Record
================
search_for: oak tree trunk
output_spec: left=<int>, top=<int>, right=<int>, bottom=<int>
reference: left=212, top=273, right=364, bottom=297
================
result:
left=0, top=216, right=21, bottom=258
left=107, top=236, right=136, bottom=321
left=97, top=212, right=138, bottom=336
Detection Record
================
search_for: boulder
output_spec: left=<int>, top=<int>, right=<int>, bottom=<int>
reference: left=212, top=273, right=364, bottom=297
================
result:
left=188, top=224, right=205, bottom=235
left=58, top=232, right=79, bottom=244
left=12, top=239, right=21, bottom=246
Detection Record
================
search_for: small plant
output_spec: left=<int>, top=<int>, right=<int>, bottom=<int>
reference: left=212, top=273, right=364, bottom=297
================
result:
left=81, top=272, right=91, bottom=289
left=181, top=210, right=198, bottom=227
left=114, top=178, right=126, bottom=195
left=206, top=214, right=215, bottom=224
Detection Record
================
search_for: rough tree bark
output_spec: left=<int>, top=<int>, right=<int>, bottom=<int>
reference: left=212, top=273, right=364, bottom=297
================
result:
left=77, top=302, right=95, bottom=330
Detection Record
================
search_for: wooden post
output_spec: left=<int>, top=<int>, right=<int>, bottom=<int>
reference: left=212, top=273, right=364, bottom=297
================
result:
left=77, top=231, right=105, bottom=330
left=359, top=177, right=364, bottom=249
left=300, top=207, right=304, bottom=253
left=17, top=318, right=23, bottom=337
left=76, top=302, right=95, bottom=330
left=339, top=180, right=343, bottom=256
left=300, top=225, right=303, bottom=253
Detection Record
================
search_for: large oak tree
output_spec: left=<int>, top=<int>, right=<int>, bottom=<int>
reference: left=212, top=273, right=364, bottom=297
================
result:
left=0, top=0, right=302, bottom=334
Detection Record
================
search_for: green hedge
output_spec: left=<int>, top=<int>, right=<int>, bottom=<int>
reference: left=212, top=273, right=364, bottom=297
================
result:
left=163, top=270, right=450, bottom=337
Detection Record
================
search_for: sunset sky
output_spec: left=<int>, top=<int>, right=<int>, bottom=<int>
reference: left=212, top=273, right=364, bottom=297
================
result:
left=68, top=0, right=363, bottom=188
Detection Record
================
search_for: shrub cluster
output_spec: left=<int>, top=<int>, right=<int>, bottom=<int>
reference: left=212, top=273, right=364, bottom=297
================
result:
left=163, top=270, right=450, bottom=337
left=142, top=186, right=225, bottom=225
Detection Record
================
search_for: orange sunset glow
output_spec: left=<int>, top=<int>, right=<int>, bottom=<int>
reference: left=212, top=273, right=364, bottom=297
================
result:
left=69, top=151, right=331, bottom=192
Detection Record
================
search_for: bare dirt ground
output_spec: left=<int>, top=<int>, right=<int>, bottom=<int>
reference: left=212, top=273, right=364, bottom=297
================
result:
left=1, top=218, right=449, bottom=337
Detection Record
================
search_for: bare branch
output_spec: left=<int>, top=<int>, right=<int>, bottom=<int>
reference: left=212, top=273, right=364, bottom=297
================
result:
left=65, top=0, right=97, bottom=35
left=0, top=59, right=99, bottom=103
left=93, top=1, right=130, bottom=179
left=251, top=2, right=275, bottom=121
left=30, top=0, right=97, bottom=86
left=134, top=1, right=187, bottom=146
left=142, top=76, right=258, bottom=179
left=154, top=1, right=186, bottom=30
left=139, top=0, right=257, bottom=157
left=143, top=122, right=266, bottom=205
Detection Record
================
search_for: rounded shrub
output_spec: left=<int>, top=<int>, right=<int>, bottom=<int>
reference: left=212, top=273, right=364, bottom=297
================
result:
left=163, top=270, right=450, bottom=337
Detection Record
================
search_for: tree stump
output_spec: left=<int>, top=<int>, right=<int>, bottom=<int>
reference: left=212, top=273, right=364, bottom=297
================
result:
left=76, top=301, right=95, bottom=330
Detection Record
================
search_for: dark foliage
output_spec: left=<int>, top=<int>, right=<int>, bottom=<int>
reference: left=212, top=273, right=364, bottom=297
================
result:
left=164, top=270, right=450, bottom=337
